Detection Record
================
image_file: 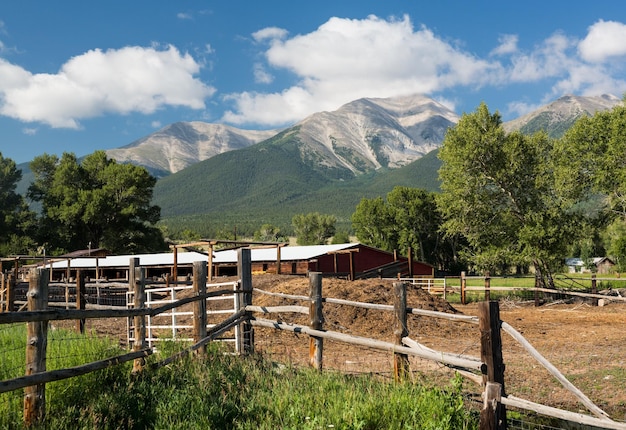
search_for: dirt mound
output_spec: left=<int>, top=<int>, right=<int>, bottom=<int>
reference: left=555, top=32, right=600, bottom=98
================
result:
left=252, top=274, right=458, bottom=341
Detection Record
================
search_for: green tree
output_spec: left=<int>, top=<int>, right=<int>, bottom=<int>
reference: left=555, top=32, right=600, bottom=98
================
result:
left=351, top=196, right=397, bottom=251
left=351, top=187, right=462, bottom=271
left=253, top=224, right=286, bottom=242
left=292, top=212, right=336, bottom=245
left=0, top=153, right=37, bottom=255
left=331, top=230, right=351, bottom=244
left=437, top=102, right=577, bottom=283
left=555, top=100, right=626, bottom=216
left=601, top=219, right=626, bottom=271
left=28, top=151, right=165, bottom=254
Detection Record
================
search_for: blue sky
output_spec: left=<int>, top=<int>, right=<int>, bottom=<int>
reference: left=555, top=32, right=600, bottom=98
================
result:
left=1, top=1, right=625, bottom=164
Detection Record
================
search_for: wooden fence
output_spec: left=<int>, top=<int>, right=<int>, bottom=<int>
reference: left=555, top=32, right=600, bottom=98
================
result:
left=1, top=250, right=625, bottom=429
left=399, top=272, right=626, bottom=306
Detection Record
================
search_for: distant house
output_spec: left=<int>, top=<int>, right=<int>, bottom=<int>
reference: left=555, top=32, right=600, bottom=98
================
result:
left=593, top=257, right=615, bottom=275
left=565, top=257, right=615, bottom=274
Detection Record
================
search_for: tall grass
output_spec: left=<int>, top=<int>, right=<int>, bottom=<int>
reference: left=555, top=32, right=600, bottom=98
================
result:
left=1, top=327, right=478, bottom=429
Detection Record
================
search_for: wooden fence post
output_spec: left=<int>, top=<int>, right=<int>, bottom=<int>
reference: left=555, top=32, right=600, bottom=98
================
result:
left=309, top=272, right=324, bottom=371
left=129, top=258, right=147, bottom=373
left=484, top=271, right=491, bottom=302
left=393, top=281, right=410, bottom=381
left=0, top=272, right=4, bottom=312
left=534, top=274, right=540, bottom=307
left=76, top=270, right=86, bottom=334
left=461, top=271, right=467, bottom=305
left=7, top=273, right=15, bottom=312
left=478, top=301, right=507, bottom=430
left=24, top=268, right=49, bottom=427
left=193, top=261, right=208, bottom=356
left=591, top=274, right=598, bottom=306
left=237, top=248, right=253, bottom=355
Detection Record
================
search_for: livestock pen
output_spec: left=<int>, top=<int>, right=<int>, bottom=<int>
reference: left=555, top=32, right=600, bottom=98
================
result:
left=1, top=249, right=625, bottom=429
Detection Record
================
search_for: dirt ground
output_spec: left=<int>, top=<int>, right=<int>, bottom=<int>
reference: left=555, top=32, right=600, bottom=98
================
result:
left=88, top=274, right=626, bottom=420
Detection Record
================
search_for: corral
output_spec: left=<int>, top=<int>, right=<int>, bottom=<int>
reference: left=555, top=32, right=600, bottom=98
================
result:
left=2, top=254, right=625, bottom=429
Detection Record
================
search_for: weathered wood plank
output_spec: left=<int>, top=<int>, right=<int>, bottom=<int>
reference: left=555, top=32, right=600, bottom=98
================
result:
left=1, top=349, right=151, bottom=394
left=501, top=321, right=610, bottom=419
left=250, top=318, right=483, bottom=371
left=502, top=395, right=626, bottom=430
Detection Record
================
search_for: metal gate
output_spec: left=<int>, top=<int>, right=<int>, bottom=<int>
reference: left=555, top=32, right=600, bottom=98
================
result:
left=127, top=280, right=239, bottom=349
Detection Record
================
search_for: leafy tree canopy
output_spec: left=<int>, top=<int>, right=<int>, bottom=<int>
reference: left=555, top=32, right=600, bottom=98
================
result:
left=28, top=151, right=165, bottom=254
left=556, top=99, right=626, bottom=267
left=437, top=102, right=579, bottom=281
left=292, top=212, right=336, bottom=245
left=253, top=224, right=287, bottom=243
left=0, top=152, right=37, bottom=255
left=351, top=186, right=462, bottom=271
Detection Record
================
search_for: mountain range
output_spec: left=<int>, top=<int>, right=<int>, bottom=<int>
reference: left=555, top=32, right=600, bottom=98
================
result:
left=16, top=93, right=623, bottom=236
left=146, top=93, right=621, bottom=236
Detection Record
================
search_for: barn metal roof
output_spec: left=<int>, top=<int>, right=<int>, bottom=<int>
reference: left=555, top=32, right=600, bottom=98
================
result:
left=45, top=244, right=359, bottom=269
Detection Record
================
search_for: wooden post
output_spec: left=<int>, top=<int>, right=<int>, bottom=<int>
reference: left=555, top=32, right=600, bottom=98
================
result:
left=65, top=282, right=70, bottom=309
left=129, top=258, right=147, bottom=373
left=237, top=248, right=253, bottom=355
left=478, top=301, right=507, bottom=430
left=484, top=271, right=491, bottom=302
left=76, top=270, right=86, bottom=334
left=349, top=251, right=356, bottom=281
left=193, top=261, right=208, bottom=356
left=461, top=271, right=467, bottom=305
left=0, top=272, right=4, bottom=312
left=172, top=247, right=178, bottom=283
left=276, top=244, right=282, bottom=275
left=407, top=247, right=413, bottom=278
left=393, top=281, right=410, bottom=381
left=7, top=273, right=16, bottom=313
left=309, top=272, right=324, bottom=371
left=591, top=274, right=598, bottom=306
left=208, top=244, right=214, bottom=282
left=534, top=274, right=540, bottom=307
left=24, top=268, right=49, bottom=427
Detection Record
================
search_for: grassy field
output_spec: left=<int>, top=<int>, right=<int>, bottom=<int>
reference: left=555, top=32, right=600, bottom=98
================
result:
left=1, top=325, right=478, bottom=429
left=440, top=273, right=626, bottom=303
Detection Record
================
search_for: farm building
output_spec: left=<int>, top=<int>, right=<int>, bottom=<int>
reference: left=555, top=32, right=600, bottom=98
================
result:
left=564, top=257, right=616, bottom=274
left=39, top=243, right=433, bottom=281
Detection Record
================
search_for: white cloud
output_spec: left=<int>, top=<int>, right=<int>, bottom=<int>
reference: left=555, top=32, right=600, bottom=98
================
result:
left=491, top=34, right=518, bottom=56
left=506, top=100, right=542, bottom=118
left=22, top=127, right=37, bottom=135
left=0, top=45, right=215, bottom=128
left=579, top=20, right=626, bottom=63
left=177, top=12, right=193, bottom=20
left=151, top=120, right=162, bottom=128
left=222, top=15, right=626, bottom=128
left=252, top=27, right=288, bottom=42
left=253, top=63, right=273, bottom=84
left=509, top=33, right=575, bottom=82
left=224, top=15, right=500, bottom=126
